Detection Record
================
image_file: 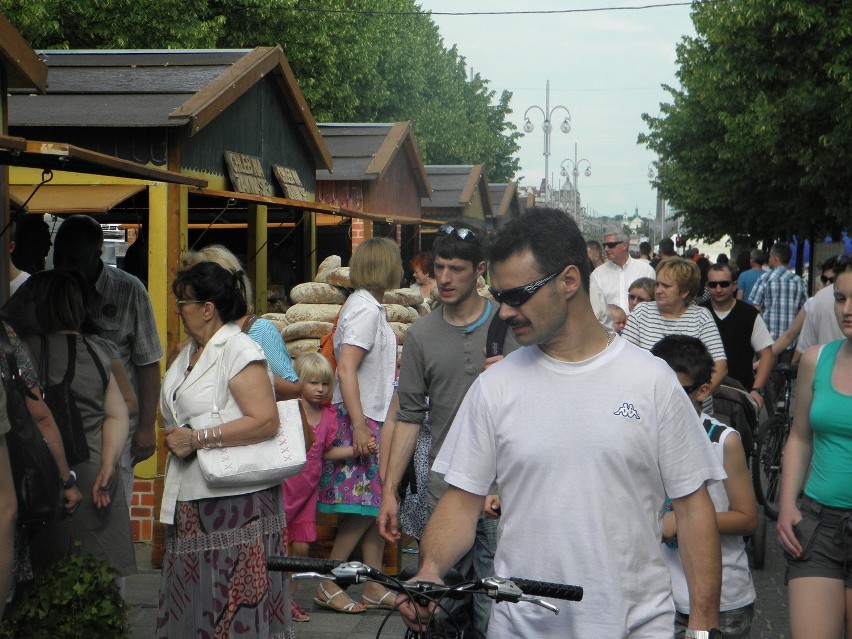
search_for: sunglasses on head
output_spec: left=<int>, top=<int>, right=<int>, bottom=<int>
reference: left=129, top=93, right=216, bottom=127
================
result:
left=437, top=224, right=476, bottom=241
left=706, top=280, right=732, bottom=289
left=489, top=270, right=562, bottom=307
left=603, top=241, right=624, bottom=249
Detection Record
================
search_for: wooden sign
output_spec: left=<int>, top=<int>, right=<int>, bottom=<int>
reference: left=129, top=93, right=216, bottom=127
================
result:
left=273, top=165, right=308, bottom=201
left=224, top=151, right=274, bottom=196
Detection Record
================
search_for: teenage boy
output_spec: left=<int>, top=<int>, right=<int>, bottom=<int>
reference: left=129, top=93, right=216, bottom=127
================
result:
left=652, top=335, right=758, bottom=639
left=378, top=221, right=518, bottom=638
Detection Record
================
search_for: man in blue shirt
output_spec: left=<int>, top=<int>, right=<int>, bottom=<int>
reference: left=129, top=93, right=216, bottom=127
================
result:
left=747, top=243, right=806, bottom=356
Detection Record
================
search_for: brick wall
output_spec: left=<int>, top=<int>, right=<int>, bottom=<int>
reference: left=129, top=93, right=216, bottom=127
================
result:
left=129, top=478, right=155, bottom=542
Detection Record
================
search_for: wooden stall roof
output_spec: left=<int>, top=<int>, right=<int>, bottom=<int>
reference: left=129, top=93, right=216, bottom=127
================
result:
left=0, top=14, right=47, bottom=91
left=9, top=184, right=144, bottom=214
left=316, top=122, right=430, bottom=197
left=421, top=164, right=491, bottom=211
left=488, top=181, right=520, bottom=218
left=0, top=136, right=207, bottom=186
left=7, top=47, right=332, bottom=170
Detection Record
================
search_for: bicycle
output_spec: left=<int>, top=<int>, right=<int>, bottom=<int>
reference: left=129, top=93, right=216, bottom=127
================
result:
left=267, top=556, right=583, bottom=638
left=752, top=362, right=798, bottom=521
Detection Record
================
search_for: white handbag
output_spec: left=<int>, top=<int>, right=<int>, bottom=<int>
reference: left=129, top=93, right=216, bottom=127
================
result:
left=194, top=351, right=306, bottom=488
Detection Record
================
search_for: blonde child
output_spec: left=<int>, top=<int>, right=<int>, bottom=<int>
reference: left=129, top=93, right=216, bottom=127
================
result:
left=651, top=335, right=757, bottom=638
left=282, top=353, right=375, bottom=622
left=608, top=304, right=627, bottom=334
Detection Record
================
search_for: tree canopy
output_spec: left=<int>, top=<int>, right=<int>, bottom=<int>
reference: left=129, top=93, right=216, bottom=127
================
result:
left=639, top=0, right=852, bottom=246
left=1, top=0, right=520, bottom=182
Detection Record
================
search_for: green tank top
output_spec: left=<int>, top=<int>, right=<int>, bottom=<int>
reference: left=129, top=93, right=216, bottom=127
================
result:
left=805, top=339, right=852, bottom=508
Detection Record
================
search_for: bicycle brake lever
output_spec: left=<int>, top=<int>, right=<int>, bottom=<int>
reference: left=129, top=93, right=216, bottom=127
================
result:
left=519, top=595, right=559, bottom=614
left=330, top=561, right=376, bottom=585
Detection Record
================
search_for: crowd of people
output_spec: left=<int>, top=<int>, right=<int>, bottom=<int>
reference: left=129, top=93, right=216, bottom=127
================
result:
left=0, top=209, right=850, bottom=639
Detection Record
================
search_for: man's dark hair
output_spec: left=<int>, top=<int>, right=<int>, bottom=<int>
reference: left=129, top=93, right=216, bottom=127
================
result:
left=709, top=262, right=737, bottom=280
left=53, top=215, right=103, bottom=262
left=487, top=207, right=590, bottom=292
left=749, top=248, right=767, bottom=265
left=11, top=215, right=51, bottom=273
left=432, top=220, right=485, bottom=267
left=650, top=335, right=713, bottom=386
left=639, top=241, right=651, bottom=256
left=658, top=238, right=675, bottom=256
left=770, top=243, right=792, bottom=265
left=819, top=255, right=838, bottom=271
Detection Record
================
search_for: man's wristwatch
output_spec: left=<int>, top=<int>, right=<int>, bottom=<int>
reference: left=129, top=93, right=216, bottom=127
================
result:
left=685, top=630, right=722, bottom=639
left=751, top=387, right=764, bottom=396
left=62, top=470, right=77, bottom=490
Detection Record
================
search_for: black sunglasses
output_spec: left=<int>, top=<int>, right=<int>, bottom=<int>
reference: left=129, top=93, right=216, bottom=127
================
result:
left=489, top=270, right=562, bottom=307
left=706, top=280, right=732, bottom=289
left=821, top=274, right=835, bottom=285
left=437, top=224, right=476, bottom=241
left=603, top=241, right=624, bottom=249
left=681, top=382, right=702, bottom=395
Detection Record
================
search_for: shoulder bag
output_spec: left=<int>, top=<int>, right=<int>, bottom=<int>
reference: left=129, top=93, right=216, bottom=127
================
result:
left=193, top=338, right=307, bottom=488
left=40, top=334, right=108, bottom=467
left=0, top=329, right=63, bottom=527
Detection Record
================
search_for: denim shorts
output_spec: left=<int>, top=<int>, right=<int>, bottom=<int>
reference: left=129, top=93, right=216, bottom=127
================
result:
left=784, top=495, right=852, bottom=587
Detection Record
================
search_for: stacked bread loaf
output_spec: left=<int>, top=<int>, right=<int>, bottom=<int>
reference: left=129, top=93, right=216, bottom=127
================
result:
left=266, top=255, right=429, bottom=363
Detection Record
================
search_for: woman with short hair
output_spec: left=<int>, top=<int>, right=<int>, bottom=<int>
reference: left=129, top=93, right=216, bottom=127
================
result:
left=622, top=257, right=728, bottom=394
left=315, top=237, right=401, bottom=614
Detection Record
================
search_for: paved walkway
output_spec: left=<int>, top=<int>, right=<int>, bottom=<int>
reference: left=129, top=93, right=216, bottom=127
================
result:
left=130, top=507, right=789, bottom=638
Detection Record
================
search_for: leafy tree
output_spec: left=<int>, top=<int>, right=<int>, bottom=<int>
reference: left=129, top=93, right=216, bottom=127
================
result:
left=0, top=0, right=520, bottom=181
left=640, top=0, right=852, bottom=246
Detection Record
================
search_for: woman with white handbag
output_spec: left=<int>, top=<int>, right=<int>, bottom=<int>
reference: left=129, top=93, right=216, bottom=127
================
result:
left=157, top=262, right=294, bottom=639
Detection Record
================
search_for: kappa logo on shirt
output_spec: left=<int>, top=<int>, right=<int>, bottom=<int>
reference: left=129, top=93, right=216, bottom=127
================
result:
left=613, top=403, right=640, bottom=419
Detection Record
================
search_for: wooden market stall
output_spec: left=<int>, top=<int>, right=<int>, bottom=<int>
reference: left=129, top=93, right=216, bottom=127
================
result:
left=487, top=181, right=521, bottom=231
left=420, top=164, right=492, bottom=251
left=316, top=122, right=432, bottom=268
left=7, top=45, right=337, bottom=560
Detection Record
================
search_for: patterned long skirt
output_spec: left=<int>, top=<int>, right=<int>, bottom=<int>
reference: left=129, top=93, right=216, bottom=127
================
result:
left=157, top=485, right=294, bottom=639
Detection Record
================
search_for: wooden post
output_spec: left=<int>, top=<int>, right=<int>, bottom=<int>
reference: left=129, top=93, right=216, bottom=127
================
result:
left=303, top=210, right=317, bottom=282
left=246, top=202, right=268, bottom=314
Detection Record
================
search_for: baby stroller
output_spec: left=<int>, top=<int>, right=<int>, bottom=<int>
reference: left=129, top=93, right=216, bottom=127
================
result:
left=712, top=377, right=764, bottom=568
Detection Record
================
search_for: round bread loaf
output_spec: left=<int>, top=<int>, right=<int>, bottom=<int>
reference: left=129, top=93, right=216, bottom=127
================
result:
left=290, top=282, right=348, bottom=305
left=388, top=322, right=408, bottom=345
left=285, top=303, right=342, bottom=324
left=285, top=338, right=321, bottom=359
left=325, top=267, right=351, bottom=288
left=262, top=313, right=290, bottom=332
left=315, top=255, right=342, bottom=283
left=416, top=302, right=432, bottom=317
left=383, top=303, right=418, bottom=323
left=383, top=288, right=423, bottom=307
left=282, top=321, right=334, bottom=341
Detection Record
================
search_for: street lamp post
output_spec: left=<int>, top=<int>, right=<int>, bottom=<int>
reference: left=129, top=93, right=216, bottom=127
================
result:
left=647, top=162, right=664, bottom=244
left=560, top=142, right=591, bottom=217
left=523, top=80, right=571, bottom=205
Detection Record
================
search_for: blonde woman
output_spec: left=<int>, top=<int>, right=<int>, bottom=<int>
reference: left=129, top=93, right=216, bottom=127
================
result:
left=315, top=238, right=400, bottom=613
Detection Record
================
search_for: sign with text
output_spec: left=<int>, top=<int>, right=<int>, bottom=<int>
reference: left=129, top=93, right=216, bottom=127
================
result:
left=273, top=165, right=308, bottom=201
left=224, top=151, right=274, bottom=196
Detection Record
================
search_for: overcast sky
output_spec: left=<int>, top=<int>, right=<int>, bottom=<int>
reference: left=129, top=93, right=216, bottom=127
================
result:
left=417, top=0, right=697, bottom=219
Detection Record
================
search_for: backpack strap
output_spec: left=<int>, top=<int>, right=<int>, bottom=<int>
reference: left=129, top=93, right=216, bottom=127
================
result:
left=241, top=314, right=258, bottom=334
left=485, top=303, right=509, bottom=357
left=81, top=335, right=109, bottom=392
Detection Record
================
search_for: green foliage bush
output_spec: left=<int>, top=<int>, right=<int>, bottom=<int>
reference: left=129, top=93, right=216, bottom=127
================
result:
left=0, top=547, right=129, bottom=639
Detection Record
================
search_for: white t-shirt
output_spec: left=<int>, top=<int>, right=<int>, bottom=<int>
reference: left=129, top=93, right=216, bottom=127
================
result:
left=434, top=338, right=726, bottom=638
left=331, top=289, right=396, bottom=421
left=9, top=270, right=29, bottom=295
left=663, top=414, right=756, bottom=613
left=590, top=256, right=656, bottom=314
left=797, top=285, right=844, bottom=353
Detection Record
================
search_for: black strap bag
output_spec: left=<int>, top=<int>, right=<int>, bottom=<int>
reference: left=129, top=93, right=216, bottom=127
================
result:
left=0, top=329, right=62, bottom=528
left=40, top=334, right=108, bottom=467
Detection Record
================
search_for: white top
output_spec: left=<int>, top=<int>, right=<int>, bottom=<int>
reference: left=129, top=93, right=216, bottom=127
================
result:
left=797, top=285, right=844, bottom=353
left=590, top=256, right=656, bottom=314
left=622, top=302, right=727, bottom=362
left=331, top=289, right=396, bottom=421
left=159, top=323, right=276, bottom=523
left=9, top=270, right=29, bottom=295
left=434, top=338, right=725, bottom=638
left=663, top=414, right=756, bottom=613
left=713, top=305, right=774, bottom=351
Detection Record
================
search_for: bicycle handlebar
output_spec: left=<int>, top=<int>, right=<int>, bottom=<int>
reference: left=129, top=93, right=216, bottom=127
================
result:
left=266, top=556, right=583, bottom=603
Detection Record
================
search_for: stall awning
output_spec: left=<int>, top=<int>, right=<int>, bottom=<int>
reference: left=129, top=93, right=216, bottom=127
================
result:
left=0, top=136, right=207, bottom=187
left=189, top=186, right=444, bottom=226
left=9, top=184, right=145, bottom=214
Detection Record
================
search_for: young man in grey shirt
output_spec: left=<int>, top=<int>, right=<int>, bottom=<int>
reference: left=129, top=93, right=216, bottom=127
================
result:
left=378, top=222, right=517, bottom=638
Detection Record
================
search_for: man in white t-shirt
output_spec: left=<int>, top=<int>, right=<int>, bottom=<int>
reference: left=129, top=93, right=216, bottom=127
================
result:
left=590, top=231, right=656, bottom=314
left=399, top=207, right=726, bottom=639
